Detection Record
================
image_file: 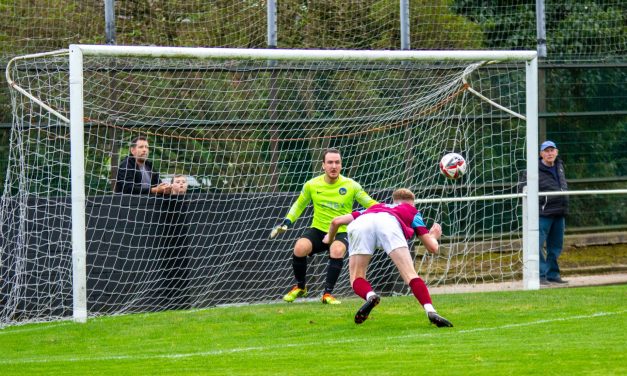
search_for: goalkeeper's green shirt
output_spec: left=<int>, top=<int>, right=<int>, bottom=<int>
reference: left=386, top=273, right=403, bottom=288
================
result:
left=285, top=174, right=377, bottom=233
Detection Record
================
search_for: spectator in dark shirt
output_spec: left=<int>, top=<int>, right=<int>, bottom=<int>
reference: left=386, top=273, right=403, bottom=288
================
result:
left=114, top=136, right=172, bottom=195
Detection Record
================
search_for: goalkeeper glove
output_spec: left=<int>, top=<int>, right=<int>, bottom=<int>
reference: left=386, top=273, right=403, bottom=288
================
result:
left=270, top=219, right=291, bottom=239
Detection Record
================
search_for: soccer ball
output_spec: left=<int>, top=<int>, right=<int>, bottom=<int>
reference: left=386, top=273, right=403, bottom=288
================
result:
left=439, top=152, right=467, bottom=179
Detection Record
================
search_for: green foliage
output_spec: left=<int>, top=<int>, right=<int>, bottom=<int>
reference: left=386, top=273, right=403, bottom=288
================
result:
left=165, top=0, right=266, bottom=48
left=452, top=0, right=536, bottom=49
left=0, top=129, right=9, bottom=181
left=0, top=0, right=105, bottom=54
left=550, top=2, right=626, bottom=60
left=369, top=0, right=485, bottom=49
left=277, top=0, right=483, bottom=49
left=453, top=0, right=627, bottom=60
left=0, top=98, right=10, bottom=125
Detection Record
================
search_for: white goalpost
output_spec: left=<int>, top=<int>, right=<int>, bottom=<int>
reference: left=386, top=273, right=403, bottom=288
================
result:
left=3, top=45, right=538, bottom=326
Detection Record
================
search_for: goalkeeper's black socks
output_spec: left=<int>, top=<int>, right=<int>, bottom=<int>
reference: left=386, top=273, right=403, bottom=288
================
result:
left=324, top=257, right=344, bottom=294
left=293, top=255, right=307, bottom=289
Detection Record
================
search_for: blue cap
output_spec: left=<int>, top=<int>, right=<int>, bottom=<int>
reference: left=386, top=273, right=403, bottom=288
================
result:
left=540, top=140, right=557, bottom=151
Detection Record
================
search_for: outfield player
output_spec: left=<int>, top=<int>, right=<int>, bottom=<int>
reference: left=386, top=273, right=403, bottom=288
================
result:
left=324, top=188, right=453, bottom=327
left=269, top=148, right=377, bottom=304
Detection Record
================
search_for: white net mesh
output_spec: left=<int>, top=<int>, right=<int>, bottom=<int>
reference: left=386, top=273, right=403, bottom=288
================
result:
left=1, top=49, right=529, bottom=326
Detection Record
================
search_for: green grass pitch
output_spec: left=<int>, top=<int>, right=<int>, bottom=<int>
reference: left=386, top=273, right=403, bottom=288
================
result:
left=1, top=285, right=625, bottom=375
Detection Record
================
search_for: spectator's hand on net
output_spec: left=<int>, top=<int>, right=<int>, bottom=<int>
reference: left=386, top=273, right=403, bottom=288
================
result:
left=151, top=183, right=172, bottom=195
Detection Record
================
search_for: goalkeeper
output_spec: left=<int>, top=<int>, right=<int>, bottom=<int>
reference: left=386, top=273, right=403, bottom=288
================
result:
left=270, top=148, right=377, bottom=305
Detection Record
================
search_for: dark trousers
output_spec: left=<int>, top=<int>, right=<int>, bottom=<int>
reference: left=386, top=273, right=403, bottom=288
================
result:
left=538, top=216, right=565, bottom=280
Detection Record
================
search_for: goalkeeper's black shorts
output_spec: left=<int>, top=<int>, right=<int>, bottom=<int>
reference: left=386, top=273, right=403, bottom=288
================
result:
left=301, top=227, right=348, bottom=256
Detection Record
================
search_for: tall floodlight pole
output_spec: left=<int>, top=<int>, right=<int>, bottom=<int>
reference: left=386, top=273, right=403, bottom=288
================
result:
left=536, top=0, right=547, bottom=140
left=400, top=0, right=410, bottom=50
left=105, top=0, right=116, bottom=45
left=266, top=0, right=280, bottom=190
left=535, top=0, right=547, bottom=58
left=267, top=0, right=277, bottom=48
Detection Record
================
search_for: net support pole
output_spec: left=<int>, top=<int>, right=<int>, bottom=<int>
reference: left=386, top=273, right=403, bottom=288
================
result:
left=399, top=0, right=410, bottom=50
left=523, top=56, right=540, bottom=290
left=104, top=0, right=116, bottom=45
left=69, top=45, right=88, bottom=322
left=535, top=0, right=547, bottom=58
left=266, top=0, right=277, bottom=48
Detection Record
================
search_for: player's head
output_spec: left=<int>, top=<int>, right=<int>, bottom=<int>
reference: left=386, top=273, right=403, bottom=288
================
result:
left=321, top=148, right=341, bottom=182
left=130, top=136, right=149, bottom=163
left=171, top=174, right=188, bottom=195
left=392, top=188, right=415, bottom=206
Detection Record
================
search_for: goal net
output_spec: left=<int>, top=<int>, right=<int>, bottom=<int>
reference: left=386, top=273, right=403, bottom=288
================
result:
left=1, top=46, right=537, bottom=326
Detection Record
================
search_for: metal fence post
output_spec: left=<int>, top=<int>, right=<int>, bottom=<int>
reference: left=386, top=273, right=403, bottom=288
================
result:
left=400, top=0, right=410, bottom=50
left=267, top=0, right=277, bottom=48
left=105, top=0, right=116, bottom=45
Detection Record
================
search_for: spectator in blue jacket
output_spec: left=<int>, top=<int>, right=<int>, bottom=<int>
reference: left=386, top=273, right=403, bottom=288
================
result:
left=538, top=140, right=569, bottom=285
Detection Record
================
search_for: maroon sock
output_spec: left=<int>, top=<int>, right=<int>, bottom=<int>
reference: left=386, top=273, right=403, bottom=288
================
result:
left=409, top=277, right=432, bottom=306
left=352, top=278, right=373, bottom=300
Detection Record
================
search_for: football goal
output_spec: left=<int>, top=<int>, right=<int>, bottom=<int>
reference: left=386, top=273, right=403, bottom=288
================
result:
left=2, top=45, right=539, bottom=326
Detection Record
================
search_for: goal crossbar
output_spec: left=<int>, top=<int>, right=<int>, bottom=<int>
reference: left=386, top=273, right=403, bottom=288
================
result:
left=72, top=44, right=538, bottom=62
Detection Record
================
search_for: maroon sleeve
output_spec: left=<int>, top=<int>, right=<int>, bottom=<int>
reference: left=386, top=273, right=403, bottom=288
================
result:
left=414, top=226, right=429, bottom=236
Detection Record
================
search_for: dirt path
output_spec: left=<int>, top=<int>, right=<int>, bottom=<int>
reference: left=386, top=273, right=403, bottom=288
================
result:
left=429, top=272, right=627, bottom=295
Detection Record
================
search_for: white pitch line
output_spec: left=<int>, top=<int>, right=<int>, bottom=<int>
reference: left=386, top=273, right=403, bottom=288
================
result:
left=1, top=310, right=625, bottom=365
left=0, top=321, right=72, bottom=336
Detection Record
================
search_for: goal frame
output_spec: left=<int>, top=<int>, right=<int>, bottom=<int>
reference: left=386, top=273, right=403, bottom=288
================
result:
left=66, top=45, right=539, bottom=323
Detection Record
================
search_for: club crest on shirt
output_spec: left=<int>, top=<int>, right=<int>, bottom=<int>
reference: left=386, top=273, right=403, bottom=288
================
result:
left=339, top=187, right=347, bottom=195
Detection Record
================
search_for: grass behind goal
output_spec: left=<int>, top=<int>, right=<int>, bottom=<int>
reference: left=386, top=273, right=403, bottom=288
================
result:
left=1, top=285, right=624, bottom=375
